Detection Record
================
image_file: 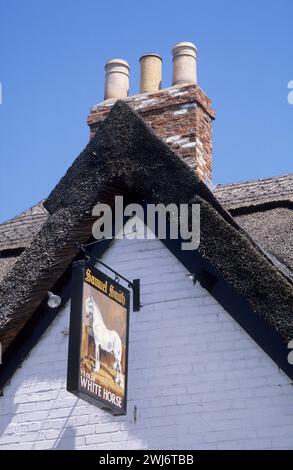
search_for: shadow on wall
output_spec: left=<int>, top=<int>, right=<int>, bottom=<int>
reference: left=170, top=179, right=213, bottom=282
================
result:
left=0, top=362, right=83, bottom=450
left=0, top=392, right=17, bottom=439
left=0, top=291, right=203, bottom=450
left=54, top=427, right=77, bottom=450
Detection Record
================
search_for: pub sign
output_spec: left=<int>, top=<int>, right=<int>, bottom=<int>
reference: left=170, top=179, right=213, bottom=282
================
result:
left=67, top=260, right=130, bottom=415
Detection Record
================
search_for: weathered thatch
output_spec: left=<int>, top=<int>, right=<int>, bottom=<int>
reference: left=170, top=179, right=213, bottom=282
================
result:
left=0, top=101, right=292, bottom=353
left=215, top=175, right=293, bottom=278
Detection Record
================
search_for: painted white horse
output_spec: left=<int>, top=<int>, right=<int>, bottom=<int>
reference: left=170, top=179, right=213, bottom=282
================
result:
left=85, top=296, right=124, bottom=388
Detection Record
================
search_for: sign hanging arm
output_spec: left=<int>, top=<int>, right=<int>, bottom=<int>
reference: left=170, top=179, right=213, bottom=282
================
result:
left=77, top=243, right=141, bottom=312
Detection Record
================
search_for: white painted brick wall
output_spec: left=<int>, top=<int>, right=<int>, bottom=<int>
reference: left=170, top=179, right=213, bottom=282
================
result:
left=0, top=237, right=293, bottom=450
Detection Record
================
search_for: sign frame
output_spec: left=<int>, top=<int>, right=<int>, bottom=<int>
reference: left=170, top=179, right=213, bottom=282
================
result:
left=67, top=260, right=130, bottom=415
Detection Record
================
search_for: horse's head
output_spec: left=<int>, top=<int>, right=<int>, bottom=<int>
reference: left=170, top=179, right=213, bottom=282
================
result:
left=85, top=296, right=103, bottom=323
left=85, top=296, right=95, bottom=320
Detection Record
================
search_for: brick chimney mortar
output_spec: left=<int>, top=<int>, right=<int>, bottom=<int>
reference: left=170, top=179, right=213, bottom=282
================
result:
left=87, top=84, right=215, bottom=183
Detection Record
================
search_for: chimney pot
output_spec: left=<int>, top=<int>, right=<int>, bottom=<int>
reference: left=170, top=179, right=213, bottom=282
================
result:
left=104, top=58, right=130, bottom=100
left=139, top=53, right=162, bottom=93
left=172, top=42, right=197, bottom=86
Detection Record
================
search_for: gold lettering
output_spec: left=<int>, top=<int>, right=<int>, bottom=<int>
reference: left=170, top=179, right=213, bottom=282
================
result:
left=85, top=268, right=92, bottom=283
left=85, top=270, right=126, bottom=305
left=109, top=284, right=126, bottom=306
left=84, top=269, right=108, bottom=293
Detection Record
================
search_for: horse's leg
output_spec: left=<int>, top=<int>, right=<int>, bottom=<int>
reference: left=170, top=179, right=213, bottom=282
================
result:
left=118, top=361, right=124, bottom=388
left=94, top=344, right=100, bottom=373
left=113, top=353, right=123, bottom=386
left=114, top=359, right=119, bottom=384
left=113, top=351, right=123, bottom=387
left=113, top=334, right=123, bottom=386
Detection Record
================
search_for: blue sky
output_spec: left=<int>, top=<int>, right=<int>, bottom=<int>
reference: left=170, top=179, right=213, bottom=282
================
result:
left=0, top=0, right=292, bottom=222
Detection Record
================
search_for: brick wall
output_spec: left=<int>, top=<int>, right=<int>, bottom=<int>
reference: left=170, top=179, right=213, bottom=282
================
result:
left=0, top=237, right=293, bottom=450
left=87, top=84, right=215, bottom=183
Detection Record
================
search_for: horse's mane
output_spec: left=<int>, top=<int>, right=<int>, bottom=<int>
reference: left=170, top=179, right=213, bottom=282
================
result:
left=88, top=297, right=104, bottom=324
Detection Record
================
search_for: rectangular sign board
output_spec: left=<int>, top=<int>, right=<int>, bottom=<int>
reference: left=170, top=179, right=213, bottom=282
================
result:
left=67, top=260, right=130, bottom=415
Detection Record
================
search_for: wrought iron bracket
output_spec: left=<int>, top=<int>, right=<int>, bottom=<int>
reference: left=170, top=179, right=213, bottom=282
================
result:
left=77, top=242, right=141, bottom=312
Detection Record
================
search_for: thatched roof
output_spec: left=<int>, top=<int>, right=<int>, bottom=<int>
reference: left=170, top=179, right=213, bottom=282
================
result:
left=0, top=101, right=292, bottom=354
left=215, top=174, right=293, bottom=209
left=0, top=202, right=48, bottom=281
left=215, top=175, right=293, bottom=279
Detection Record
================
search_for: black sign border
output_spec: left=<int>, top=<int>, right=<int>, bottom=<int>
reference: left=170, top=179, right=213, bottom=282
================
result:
left=67, top=260, right=130, bottom=415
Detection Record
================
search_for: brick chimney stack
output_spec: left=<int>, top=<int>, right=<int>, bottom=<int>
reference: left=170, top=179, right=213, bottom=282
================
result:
left=87, top=42, right=215, bottom=183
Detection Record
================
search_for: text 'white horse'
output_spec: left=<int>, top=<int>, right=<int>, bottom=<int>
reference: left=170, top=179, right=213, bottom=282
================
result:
left=85, top=296, right=124, bottom=388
